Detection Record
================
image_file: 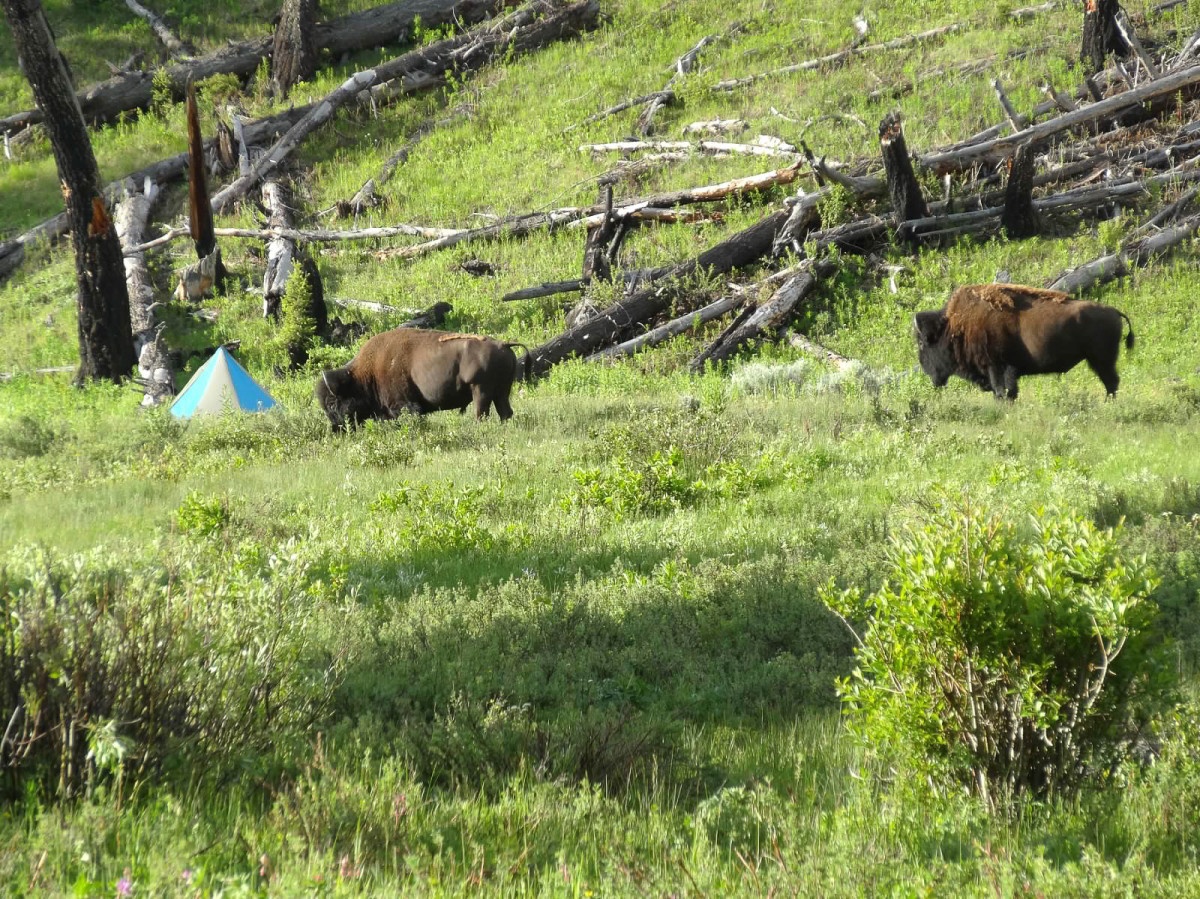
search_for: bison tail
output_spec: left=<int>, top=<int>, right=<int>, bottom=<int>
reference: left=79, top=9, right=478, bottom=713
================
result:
left=1120, top=312, right=1135, bottom=352
left=503, top=341, right=531, bottom=381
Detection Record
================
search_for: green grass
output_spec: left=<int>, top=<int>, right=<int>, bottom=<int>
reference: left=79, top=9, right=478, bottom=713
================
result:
left=5, top=0, right=1200, bottom=894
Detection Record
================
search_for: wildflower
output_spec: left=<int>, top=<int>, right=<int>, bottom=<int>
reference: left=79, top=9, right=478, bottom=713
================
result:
left=116, top=869, right=133, bottom=896
left=180, top=869, right=193, bottom=884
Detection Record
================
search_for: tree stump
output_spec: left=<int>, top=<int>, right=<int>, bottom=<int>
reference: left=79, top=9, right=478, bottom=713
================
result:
left=1002, top=141, right=1039, bottom=239
left=879, top=112, right=929, bottom=243
left=272, top=0, right=320, bottom=98
left=1082, top=0, right=1131, bottom=74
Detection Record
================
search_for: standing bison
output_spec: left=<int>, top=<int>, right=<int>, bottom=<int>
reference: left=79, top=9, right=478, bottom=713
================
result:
left=913, top=283, right=1135, bottom=400
left=316, top=327, right=527, bottom=432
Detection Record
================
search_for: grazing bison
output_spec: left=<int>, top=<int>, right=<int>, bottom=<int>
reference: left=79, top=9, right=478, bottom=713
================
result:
left=913, top=283, right=1135, bottom=400
left=316, top=327, right=527, bottom=432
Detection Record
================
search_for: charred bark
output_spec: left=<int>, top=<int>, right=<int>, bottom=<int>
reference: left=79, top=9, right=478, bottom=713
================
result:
left=879, top=112, right=929, bottom=242
left=185, top=83, right=226, bottom=289
left=1082, top=0, right=1131, bottom=75
left=1001, top=141, right=1039, bottom=239
left=272, top=0, right=320, bottom=98
left=1, top=0, right=135, bottom=384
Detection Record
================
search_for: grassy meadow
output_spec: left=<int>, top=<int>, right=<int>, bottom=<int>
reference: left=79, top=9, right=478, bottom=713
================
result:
left=4, top=0, right=1200, bottom=895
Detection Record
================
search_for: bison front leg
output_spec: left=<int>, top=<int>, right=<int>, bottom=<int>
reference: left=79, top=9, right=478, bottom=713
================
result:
left=988, top=365, right=1019, bottom=401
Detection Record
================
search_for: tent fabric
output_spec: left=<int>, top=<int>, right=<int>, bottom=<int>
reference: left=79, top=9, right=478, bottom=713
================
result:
left=170, top=347, right=277, bottom=418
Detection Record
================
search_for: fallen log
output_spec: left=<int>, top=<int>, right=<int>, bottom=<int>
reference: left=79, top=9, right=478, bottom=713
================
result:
left=527, top=208, right=791, bottom=376
left=712, top=22, right=966, bottom=92
left=580, top=139, right=799, bottom=160
left=586, top=292, right=745, bottom=360
left=0, top=0, right=510, bottom=133
left=920, top=65, right=1200, bottom=173
left=690, top=259, right=837, bottom=371
left=1048, top=210, right=1200, bottom=293
left=501, top=266, right=671, bottom=301
left=126, top=221, right=464, bottom=254
left=688, top=304, right=756, bottom=373
left=785, top=331, right=857, bottom=370
left=211, top=0, right=600, bottom=214
left=124, top=0, right=194, bottom=57
left=0, top=366, right=76, bottom=383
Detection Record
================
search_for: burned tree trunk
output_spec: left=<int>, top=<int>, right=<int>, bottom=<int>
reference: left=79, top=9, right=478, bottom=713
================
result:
left=272, top=0, right=320, bottom=97
left=879, top=112, right=928, bottom=242
left=1, top=0, right=135, bottom=384
left=185, top=82, right=226, bottom=291
left=1002, top=141, right=1039, bottom=239
left=1082, top=0, right=1130, bottom=74
left=581, top=181, right=619, bottom=284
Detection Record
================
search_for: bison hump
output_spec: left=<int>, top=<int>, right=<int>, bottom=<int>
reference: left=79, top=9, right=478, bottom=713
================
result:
left=959, top=283, right=1072, bottom=314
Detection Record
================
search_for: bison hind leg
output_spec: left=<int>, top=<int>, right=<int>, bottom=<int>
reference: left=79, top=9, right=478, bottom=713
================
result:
left=1087, top=359, right=1120, bottom=397
left=471, top=385, right=494, bottom=419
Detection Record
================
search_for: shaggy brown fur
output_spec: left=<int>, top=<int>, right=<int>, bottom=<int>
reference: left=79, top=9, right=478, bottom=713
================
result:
left=315, top=327, right=527, bottom=431
left=914, top=283, right=1135, bottom=399
left=968, top=283, right=1072, bottom=313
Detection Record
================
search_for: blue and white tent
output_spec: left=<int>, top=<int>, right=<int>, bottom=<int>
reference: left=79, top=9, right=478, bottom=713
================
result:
left=170, top=347, right=277, bottom=418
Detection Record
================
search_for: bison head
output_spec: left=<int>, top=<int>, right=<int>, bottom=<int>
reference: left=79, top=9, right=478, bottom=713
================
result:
left=315, top=367, right=373, bottom=433
left=914, top=311, right=953, bottom=387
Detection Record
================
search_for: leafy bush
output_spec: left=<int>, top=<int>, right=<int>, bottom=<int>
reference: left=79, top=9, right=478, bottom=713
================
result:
left=0, top=543, right=341, bottom=799
left=172, top=490, right=231, bottom=536
left=0, top=414, right=62, bottom=459
left=369, top=481, right=494, bottom=552
left=823, top=501, right=1175, bottom=806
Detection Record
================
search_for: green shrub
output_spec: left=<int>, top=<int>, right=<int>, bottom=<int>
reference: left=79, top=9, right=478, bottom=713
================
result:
left=823, top=501, right=1175, bottom=806
left=279, top=264, right=318, bottom=370
left=172, top=490, right=231, bottom=536
left=0, top=414, right=62, bottom=459
left=0, top=543, right=341, bottom=799
left=369, top=481, right=494, bottom=552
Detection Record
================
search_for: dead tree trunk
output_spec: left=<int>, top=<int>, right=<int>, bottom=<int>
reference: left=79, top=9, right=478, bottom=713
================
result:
left=262, top=178, right=298, bottom=318
left=587, top=292, right=745, bottom=360
left=2, top=0, right=136, bottom=384
left=690, top=260, right=836, bottom=370
left=1002, top=141, right=1039, bottom=238
left=528, top=208, right=791, bottom=375
left=115, top=180, right=174, bottom=405
left=879, top=112, right=929, bottom=243
left=1082, top=0, right=1130, bottom=74
left=272, top=0, right=320, bottom=97
left=581, top=181, right=618, bottom=284
left=184, top=82, right=227, bottom=294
